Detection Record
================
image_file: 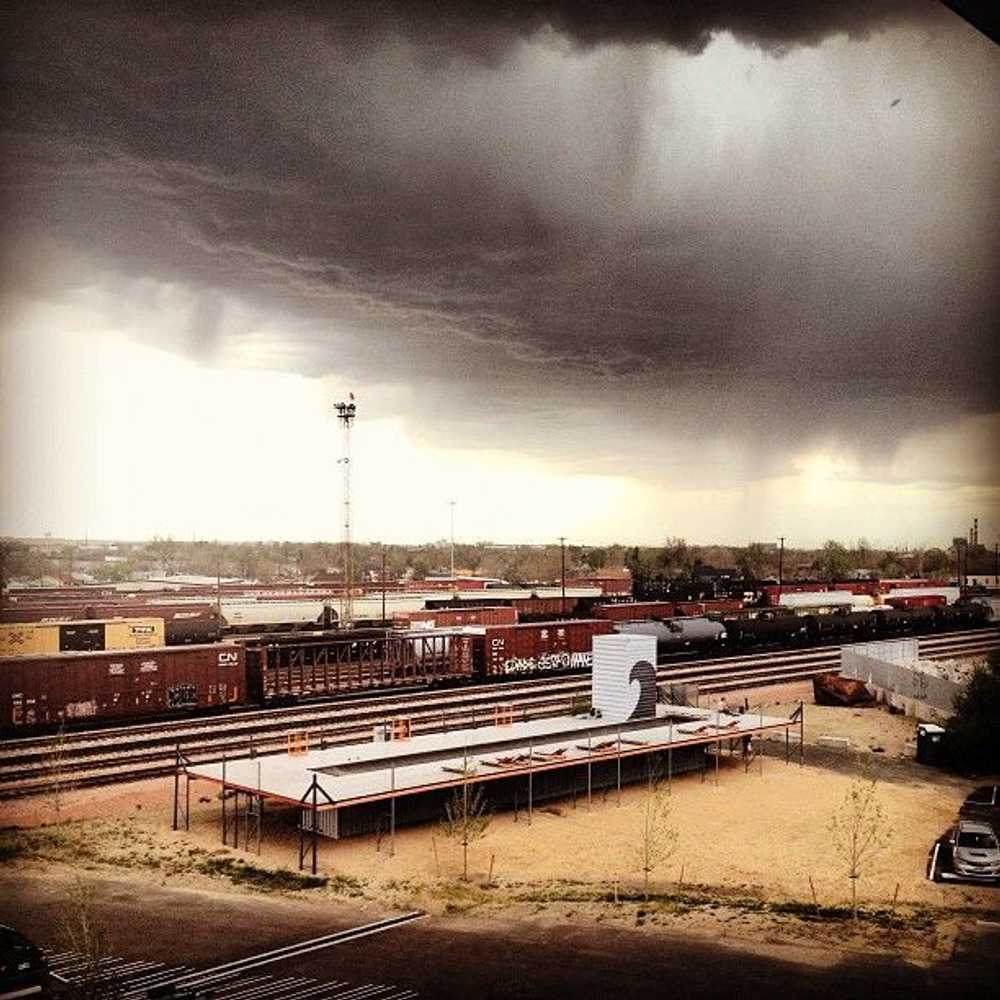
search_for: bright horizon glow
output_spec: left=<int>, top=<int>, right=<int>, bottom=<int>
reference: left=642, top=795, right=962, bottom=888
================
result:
left=2, top=322, right=994, bottom=549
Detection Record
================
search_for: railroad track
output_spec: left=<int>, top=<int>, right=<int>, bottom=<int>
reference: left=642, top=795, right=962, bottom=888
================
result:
left=2, top=628, right=996, bottom=799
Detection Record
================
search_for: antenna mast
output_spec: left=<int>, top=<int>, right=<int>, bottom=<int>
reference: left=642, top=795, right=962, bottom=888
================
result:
left=334, top=395, right=357, bottom=627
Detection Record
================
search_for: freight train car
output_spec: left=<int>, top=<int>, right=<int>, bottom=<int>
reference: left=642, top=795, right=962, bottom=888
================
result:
left=220, top=599, right=338, bottom=633
left=0, top=643, right=245, bottom=728
left=720, top=609, right=810, bottom=646
left=474, top=620, right=615, bottom=677
left=674, top=599, right=745, bottom=616
left=0, top=618, right=165, bottom=657
left=393, top=607, right=519, bottom=628
left=245, top=631, right=471, bottom=703
left=591, top=602, right=676, bottom=622
left=615, top=617, right=727, bottom=655
left=0, top=603, right=222, bottom=646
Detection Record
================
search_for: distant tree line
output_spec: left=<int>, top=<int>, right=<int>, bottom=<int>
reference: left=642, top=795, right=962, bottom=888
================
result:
left=0, top=533, right=970, bottom=590
left=625, top=536, right=960, bottom=599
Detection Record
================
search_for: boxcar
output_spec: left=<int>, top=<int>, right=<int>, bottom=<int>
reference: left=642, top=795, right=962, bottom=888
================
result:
left=475, top=620, right=615, bottom=677
left=591, top=602, right=676, bottom=622
left=885, top=595, right=947, bottom=610
left=0, top=618, right=165, bottom=657
left=0, top=602, right=220, bottom=645
left=674, top=599, right=745, bottom=616
left=0, top=643, right=246, bottom=729
left=394, top=607, right=519, bottom=628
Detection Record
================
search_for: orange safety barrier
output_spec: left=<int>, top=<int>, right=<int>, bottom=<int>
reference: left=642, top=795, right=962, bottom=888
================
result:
left=391, top=717, right=412, bottom=741
left=287, top=731, right=310, bottom=756
left=494, top=705, right=514, bottom=727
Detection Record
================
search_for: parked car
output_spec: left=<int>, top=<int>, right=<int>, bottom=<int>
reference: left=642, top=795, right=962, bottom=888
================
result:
left=951, top=821, right=1000, bottom=882
left=0, top=925, right=47, bottom=999
left=959, top=785, right=1000, bottom=831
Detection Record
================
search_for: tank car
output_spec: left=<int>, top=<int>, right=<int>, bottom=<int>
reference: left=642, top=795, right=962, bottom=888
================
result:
left=615, top=617, right=727, bottom=656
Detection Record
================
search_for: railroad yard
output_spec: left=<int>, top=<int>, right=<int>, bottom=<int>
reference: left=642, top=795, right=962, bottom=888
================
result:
left=4, top=5, right=1000, bottom=996
left=2, top=566, right=999, bottom=999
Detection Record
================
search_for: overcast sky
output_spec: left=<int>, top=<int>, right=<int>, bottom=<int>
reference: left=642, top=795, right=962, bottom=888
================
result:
left=1, top=1, right=997, bottom=548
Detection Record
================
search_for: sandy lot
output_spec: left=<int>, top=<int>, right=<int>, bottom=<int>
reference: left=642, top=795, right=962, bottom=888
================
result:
left=3, top=689, right=997, bottom=976
left=2, top=743, right=991, bottom=914
left=706, top=679, right=923, bottom=756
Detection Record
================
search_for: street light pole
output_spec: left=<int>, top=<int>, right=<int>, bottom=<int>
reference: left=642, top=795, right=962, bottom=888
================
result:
left=778, top=536, right=785, bottom=596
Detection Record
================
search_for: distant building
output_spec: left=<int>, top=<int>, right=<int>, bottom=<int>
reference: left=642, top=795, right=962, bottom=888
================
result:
left=567, top=572, right=632, bottom=595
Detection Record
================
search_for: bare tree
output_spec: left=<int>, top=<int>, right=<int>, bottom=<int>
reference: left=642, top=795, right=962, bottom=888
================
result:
left=57, top=876, right=121, bottom=1000
left=635, top=767, right=678, bottom=900
left=44, top=722, right=74, bottom=825
left=440, top=781, right=491, bottom=881
left=829, top=769, right=892, bottom=919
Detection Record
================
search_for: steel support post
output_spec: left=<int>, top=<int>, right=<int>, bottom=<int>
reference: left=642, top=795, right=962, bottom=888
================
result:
left=221, top=755, right=227, bottom=845
left=255, top=761, right=263, bottom=855
left=759, top=706, right=765, bottom=775
left=527, top=740, right=533, bottom=825
left=616, top=726, right=622, bottom=805
left=799, top=701, right=804, bottom=766
left=587, top=734, right=592, bottom=809
left=668, top=720, right=673, bottom=794
left=172, top=745, right=181, bottom=831
left=311, top=779, right=319, bottom=875
left=390, top=765, right=396, bottom=858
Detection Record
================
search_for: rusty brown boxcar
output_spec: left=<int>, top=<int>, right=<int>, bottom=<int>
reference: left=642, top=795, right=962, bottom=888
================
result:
left=393, top=607, right=519, bottom=629
left=673, top=599, right=745, bottom=616
left=884, top=594, right=947, bottom=610
left=476, top=620, right=615, bottom=678
left=0, top=643, right=246, bottom=730
left=246, top=631, right=474, bottom=702
left=591, top=602, right=676, bottom=622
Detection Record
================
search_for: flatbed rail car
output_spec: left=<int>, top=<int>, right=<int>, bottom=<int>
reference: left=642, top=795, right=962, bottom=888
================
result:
left=1, top=643, right=245, bottom=729
left=246, top=631, right=472, bottom=702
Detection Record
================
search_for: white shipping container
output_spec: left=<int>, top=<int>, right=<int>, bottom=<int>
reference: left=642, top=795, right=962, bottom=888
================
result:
left=883, top=587, right=960, bottom=605
left=778, top=592, right=874, bottom=610
left=592, top=633, right=658, bottom=723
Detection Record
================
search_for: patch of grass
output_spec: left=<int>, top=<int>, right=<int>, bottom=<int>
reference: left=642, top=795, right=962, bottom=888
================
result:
left=327, top=873, right=365, bottom=896
left=0, top=838, right=27, bottom=863
left=196, top=855, right=328, bottom=891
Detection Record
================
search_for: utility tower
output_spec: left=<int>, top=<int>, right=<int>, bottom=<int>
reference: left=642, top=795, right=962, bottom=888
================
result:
left=334, top=395, right=357, bottom=627
left=449, top=500, right=456, bottom=582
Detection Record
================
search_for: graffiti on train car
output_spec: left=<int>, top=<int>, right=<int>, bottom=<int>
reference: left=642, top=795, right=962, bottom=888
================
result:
left=167, top=684, right=197, bottom=708
left=502, top=651, right=592, bottom=674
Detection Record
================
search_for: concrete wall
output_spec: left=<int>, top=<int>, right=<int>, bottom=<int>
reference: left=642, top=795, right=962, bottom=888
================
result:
left=840, top=639, right=962, bottom=721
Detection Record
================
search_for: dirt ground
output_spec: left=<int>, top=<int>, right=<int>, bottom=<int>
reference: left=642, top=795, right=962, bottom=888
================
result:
left=3, top=693, right=998, bottom=966
left=704, top=679, right=922, bottom=756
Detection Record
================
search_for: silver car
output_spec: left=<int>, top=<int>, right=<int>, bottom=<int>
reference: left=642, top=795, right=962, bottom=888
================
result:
left=951, top=820, right=1000, bottom=881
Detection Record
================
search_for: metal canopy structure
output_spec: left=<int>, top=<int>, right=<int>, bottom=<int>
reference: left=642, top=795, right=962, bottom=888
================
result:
left=177, top=703, right=804, bottom=873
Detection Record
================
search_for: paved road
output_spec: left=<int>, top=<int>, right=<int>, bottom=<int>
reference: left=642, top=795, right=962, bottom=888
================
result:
left=2, top=870, right=996, bottom=999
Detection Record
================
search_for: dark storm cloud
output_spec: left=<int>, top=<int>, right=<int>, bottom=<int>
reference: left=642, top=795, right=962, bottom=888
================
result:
left=96, top=1, right=951, bottom=59
left=1, top=0, right=997, bottom=483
